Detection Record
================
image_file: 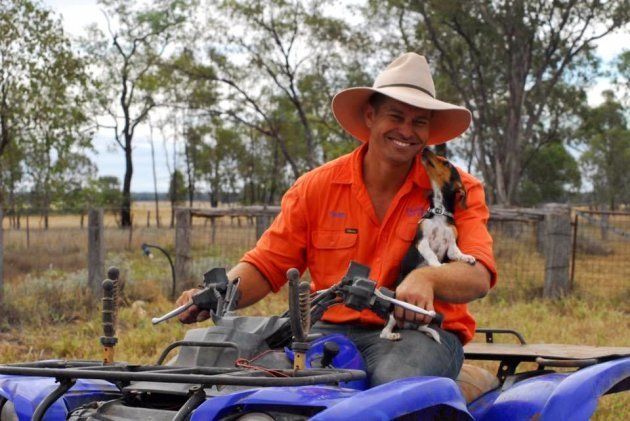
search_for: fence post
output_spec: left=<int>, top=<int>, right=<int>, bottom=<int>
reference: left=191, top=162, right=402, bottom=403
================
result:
left=0, top=209, right=4, bottom=313
left=542, top=204, right=572, bottom=299
left=88, top=208, right=105, bottom=296
left=255, top=212, right=273, bottom=239
left=175, top=209, right=192, bottom=291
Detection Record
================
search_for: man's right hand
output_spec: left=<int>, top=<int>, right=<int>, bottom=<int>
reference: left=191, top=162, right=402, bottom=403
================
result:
left=176, top=288, right=211, bottom=324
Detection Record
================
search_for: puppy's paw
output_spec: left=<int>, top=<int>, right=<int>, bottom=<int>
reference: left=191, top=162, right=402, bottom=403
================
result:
left=381, top=332, right=401, bottom=341
left=461, top=254, right=476, bottom=265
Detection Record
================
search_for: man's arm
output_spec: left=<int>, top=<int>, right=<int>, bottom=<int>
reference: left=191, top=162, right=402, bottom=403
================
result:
left=176, top=262, right=272, bottom=324
left=394, top=261, right=491, bottom=326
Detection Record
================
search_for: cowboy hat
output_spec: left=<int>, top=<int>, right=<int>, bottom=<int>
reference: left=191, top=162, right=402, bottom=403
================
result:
left=331, top=53, right=471, bottom=145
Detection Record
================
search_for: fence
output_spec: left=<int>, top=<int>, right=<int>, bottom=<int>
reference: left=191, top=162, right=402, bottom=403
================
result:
left=0, top=204, right=628, bottom=302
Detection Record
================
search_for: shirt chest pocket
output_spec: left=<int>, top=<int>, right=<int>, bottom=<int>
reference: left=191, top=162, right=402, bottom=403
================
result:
left=309, top=230, right=358, bottom=286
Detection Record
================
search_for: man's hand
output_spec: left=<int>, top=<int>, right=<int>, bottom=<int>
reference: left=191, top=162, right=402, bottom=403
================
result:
left=176, top=288, right=211, bottom=324
left=394, top=269, right=435, bottom=326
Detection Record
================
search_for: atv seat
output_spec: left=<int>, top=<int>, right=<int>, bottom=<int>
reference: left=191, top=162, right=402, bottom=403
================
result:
left=455, top=363, right=499, bottom=403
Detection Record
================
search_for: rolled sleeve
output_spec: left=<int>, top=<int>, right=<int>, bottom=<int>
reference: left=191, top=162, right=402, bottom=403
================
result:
left=454, top=177, right=498, bottom=288
left=241, top=184, right=308, bottom=292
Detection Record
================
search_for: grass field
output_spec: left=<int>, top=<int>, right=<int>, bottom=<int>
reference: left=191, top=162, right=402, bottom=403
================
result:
left=0, top=205, right=628, bottom=418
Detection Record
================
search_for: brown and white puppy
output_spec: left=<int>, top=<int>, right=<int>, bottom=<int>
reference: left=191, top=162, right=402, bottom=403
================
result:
left=380, top=148, right=476, bottom=342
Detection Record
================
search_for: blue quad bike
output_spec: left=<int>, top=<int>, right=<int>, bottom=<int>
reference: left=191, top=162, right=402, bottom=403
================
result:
left=0, top=262, right=628, bottom=420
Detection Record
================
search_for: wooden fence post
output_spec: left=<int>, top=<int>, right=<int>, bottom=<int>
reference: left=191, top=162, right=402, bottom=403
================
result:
left=88, top=208, right=105, bottom=296
left=175, top=209, right=192, bottom=291
left=0, top=209, right=4, bottom=312
left=542, top=204, right=572, bottom=299
left=255, top=213, right=273, bottom=239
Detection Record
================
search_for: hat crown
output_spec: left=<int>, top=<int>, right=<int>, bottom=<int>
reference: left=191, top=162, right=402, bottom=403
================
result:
left=373, top=53, right=436, bottom=98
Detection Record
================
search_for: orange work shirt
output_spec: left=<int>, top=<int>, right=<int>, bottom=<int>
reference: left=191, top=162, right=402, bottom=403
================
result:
left=242, top=144, right=497, bottom=344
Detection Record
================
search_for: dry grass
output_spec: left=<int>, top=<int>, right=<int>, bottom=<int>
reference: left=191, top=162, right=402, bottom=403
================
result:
left=0, top=207, right=628, bottom=418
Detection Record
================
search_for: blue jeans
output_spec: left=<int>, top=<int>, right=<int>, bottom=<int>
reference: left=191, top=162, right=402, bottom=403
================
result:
left=312, top=322, right=464, bottom=386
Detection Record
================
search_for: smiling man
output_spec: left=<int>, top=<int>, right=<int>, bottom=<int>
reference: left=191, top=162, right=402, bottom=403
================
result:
left=177, top=53, right=497, bottom=386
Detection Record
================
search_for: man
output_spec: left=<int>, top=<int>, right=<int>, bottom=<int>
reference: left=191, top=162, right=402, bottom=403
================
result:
left=177, top=53, right=497, bottom=386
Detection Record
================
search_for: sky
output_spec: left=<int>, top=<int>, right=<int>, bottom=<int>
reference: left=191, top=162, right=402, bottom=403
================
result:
left=42, top=0, right=628, bottom=193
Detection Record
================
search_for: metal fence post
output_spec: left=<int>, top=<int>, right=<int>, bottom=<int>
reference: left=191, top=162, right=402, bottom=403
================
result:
left=88, top=208, right=105, bottom=296
left=542, top=204, right=572, bottom=299
left=175, top=209, right=192, bottom=291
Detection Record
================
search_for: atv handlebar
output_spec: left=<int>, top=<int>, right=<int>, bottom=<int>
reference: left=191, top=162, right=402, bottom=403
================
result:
left=152, top=268, right=241, bottom=325
left=152, top=261, right=442, bottom=328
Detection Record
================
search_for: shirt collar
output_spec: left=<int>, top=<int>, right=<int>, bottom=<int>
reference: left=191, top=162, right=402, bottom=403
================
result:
left=333, top=143, right=432, bottom=189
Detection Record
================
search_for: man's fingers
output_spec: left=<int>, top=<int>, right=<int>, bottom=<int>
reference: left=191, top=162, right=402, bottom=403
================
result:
left=175, top=288, right=198, bottom=307
left=196, top=310, right=210, bottom=322
left=178, top=304, right=199, bottom=324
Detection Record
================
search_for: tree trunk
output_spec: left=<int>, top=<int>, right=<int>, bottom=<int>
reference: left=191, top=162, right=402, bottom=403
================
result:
left=149, top=124, right=161, bottom=228
left=121, top=142, right=133, bottom=227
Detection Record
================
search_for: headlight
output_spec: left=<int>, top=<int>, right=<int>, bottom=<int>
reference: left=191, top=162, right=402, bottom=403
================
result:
left=0, top=399, right=19, bottom=421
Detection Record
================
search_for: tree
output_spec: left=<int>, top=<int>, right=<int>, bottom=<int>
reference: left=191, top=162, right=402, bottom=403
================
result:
left=365, top=0, right=628, bottom=205
left=517, top=142, right=581, bottom=206
left=0, top=0, right=92, bottom=212
left=168, top=169, right=187, bottom=226
left=167, top=0, right=368, bottom=190
left=85, top=0, right=188, bottom=227
left=579, top=91, right=630, bottom=210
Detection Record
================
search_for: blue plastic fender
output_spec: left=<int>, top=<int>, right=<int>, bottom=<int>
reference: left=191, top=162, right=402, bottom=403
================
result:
left=311, top=377, right=472, bottom=420
left=469, top=357, right=630, bottom=421
left=468, top=373, right=567, bottom=420
left=190, top=386, right=358, bottom=420
left=540, top=357, right=630, bottom=420
left=0, top=374, right=120, bottom=421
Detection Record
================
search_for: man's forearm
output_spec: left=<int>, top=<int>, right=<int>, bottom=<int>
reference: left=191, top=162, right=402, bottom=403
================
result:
left=410, top=261, right=491, bottom=303
left=227, top=261, right=272, bottom=308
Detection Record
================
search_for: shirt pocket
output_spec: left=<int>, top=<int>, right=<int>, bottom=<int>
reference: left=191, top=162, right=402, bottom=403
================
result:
left=309, top=230, right=358, bottom=287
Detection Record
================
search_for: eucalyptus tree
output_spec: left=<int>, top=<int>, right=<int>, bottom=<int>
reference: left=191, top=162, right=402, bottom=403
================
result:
left=85, top=0, right=189, bottom=227
left=0, top=0, right=92, bottom=213
left=364, top=0, right=629, bottom=205
left=579, top=91, right=629, bottom=210
left=169, top=0, right=369, bottom=186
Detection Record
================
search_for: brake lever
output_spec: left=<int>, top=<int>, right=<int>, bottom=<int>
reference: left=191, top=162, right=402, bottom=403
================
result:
left=373, top=288, right=444, bottom=325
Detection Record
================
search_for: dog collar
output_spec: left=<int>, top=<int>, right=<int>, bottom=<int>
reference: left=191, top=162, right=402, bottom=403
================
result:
left=424, top=207, right=454, bottom=219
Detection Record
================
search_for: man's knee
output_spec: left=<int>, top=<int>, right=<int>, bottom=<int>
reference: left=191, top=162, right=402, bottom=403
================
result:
left=368, top=329, right=463, bottom=386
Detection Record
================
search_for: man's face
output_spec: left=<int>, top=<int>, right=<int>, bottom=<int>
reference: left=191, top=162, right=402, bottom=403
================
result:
left=364, top=97, right=430, bottom=166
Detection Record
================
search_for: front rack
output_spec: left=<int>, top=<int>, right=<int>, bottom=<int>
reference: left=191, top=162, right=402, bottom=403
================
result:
left=0, top=361, right=365, bottom=421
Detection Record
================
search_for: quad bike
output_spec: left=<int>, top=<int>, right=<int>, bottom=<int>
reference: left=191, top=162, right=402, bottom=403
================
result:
left=0, top=262, right=628, bottom=420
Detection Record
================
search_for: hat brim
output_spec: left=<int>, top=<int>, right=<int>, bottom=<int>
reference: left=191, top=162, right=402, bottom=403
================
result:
left=331, top=86, right=471, bottom=145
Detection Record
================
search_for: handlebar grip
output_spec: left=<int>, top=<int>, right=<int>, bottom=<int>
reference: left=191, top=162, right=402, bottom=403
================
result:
left=432, top=312, right=444, bottom=326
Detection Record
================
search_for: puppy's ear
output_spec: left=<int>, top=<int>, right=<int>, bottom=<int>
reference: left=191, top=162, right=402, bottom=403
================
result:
left=456, top=180, right=468, bottom=209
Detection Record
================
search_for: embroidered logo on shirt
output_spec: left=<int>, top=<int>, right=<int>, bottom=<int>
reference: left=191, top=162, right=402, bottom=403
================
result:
left=330, top=211, right=346, bottom=219
left=345, top=228, right=358, bottom=234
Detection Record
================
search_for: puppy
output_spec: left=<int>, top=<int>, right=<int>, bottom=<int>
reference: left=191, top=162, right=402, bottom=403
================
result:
left=380, top=148, right=476, bottom=342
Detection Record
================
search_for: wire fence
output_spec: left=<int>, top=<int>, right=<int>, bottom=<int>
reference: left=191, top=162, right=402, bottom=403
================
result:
left=572, top=210, right=630, bottom=300
left=1, top=205, right=628, bottom=301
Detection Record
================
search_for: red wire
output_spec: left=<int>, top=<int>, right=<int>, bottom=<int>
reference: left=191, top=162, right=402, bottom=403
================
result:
left=234, top=351, right=291, bottom=378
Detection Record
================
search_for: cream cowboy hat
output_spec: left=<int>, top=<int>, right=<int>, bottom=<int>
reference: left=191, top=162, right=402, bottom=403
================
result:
left=332, top=53, right=471, bottom=145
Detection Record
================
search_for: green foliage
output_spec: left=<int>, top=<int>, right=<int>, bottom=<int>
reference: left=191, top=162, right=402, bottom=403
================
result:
left=83, top=176, right=124, bottom=209
left=579, top=91, right=630, bottom=209
left=364, top=0, right=628, bottom=205
left=83, top=0, right=190, bottom=225
left=168, top=169, right=188, bottom=204
left=517, top=142, right=581, bottom=206
left=0, top=0, right=94, bottom=213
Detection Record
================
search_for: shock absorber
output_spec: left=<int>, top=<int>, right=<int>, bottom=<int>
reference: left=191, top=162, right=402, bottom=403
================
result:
left=287, top=268, right=311, bottom=371
left=298, top=281, right=311, bottom=336
left=101, top=267, right=119, bottom=365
